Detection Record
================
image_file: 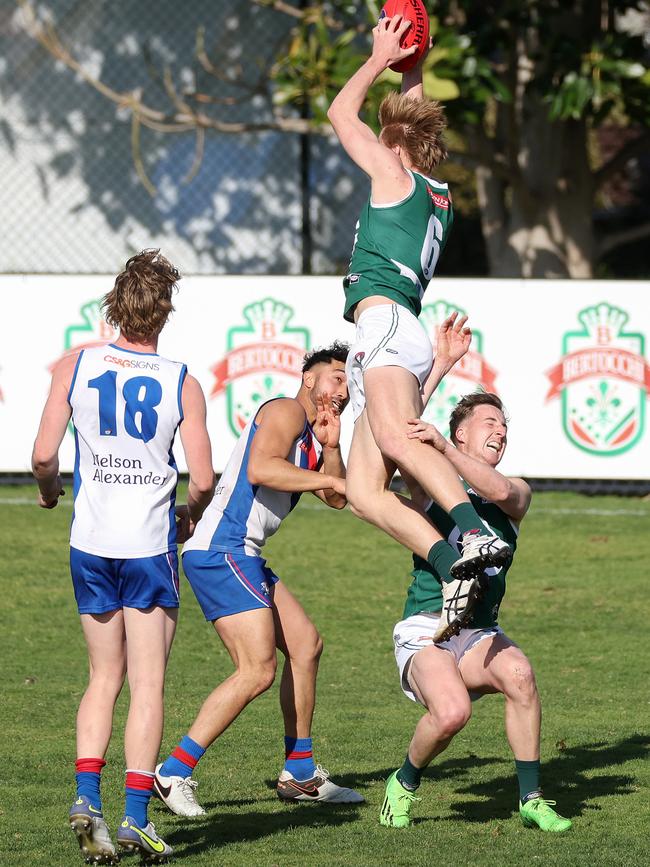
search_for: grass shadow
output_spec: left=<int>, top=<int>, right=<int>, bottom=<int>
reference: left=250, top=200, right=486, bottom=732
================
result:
left=447, top=734, right=650, bottom=822
left=163, top=802, right=362, bottom=858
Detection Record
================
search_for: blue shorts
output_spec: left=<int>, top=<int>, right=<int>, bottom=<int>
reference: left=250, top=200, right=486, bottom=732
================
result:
left=182, top=549, right=280, bottom=622
left=70, top=548, right=180, bottom=614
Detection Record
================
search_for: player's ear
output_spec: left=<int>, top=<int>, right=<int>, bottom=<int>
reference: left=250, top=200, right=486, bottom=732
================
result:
left=303, top=370, right=315, bottom=389
left=455, top=425, right=466, bottom=445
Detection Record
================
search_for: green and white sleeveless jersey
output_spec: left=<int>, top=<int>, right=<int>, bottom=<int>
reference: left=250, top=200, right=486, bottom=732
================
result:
left=403, top=482, right=519, bottom=628
left=343, top=171, right=453, bottom=322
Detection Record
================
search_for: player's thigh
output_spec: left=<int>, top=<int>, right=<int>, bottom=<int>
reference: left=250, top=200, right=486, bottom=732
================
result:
left=80, top=609, right=127, bottom=679
left=215, top=605, right=277, bottom=673
left=408, top=644, right=472, bottom=720
left=459, top=633, right=531, bottom=696
left=122, top=605, right=178, bottom=682
left=271, top=581, right=320, bottom=660
left=347, top=408, right=396, bottom=497
left=363, top=365, right=423, bottom=439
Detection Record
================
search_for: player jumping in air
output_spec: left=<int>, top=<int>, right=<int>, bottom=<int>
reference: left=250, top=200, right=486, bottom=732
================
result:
left=380, top=392, right=571, bottom=833
left=154, top=343, right=363, bottom=818
left=327, top=14, right=511, bottom=627
left=32, top=250, right=215, bottom=864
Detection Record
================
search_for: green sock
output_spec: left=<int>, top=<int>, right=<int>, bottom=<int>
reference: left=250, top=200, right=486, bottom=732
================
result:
left=515, top=759, right=542, bottom=802
left=396, top=755, right=422, bottom=792
left=449, top=503, right=489, bottom=538
left=427, top=541, right=457, bottom=585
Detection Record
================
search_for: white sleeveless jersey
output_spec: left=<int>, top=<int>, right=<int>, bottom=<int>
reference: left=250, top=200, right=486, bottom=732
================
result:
left=68, top=344, right=186, bottom=558
left=184, top=402, right=322, bottom=558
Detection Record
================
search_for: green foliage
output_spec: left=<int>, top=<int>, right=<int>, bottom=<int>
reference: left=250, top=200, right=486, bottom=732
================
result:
left=2, top=486, right=650, bottom=865
left=269, top=0, right=650, bottom=130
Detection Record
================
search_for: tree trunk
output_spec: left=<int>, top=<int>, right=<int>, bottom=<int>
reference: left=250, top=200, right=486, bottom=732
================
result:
left=475, top=113, right=595, bottom=278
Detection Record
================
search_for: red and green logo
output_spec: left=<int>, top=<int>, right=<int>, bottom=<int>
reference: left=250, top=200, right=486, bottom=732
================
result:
left=54, top=300, right=115, bottom=366
left=51, top=300, right=115, bottom=434
left=420, top=300, right=499, bottom=437
left=210, top=298, right=310, bottom=437
left=546, top=302, right=650, bottom=456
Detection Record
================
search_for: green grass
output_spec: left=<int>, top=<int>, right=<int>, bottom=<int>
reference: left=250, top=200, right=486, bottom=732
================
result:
left=1, top=487, right=649, bottom=866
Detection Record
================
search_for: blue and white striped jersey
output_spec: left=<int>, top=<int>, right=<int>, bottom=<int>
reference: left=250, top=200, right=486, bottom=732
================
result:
left=184, top=402, right=322, bottom=558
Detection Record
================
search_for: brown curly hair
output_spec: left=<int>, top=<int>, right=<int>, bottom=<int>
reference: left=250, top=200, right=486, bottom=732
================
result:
left=102, top=249, right=180, bottom=341
left=378, top=92, right=448, bottom=175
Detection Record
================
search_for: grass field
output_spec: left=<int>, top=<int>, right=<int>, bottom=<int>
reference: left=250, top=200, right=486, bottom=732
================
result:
left=2, top=485, right=649, bottom=866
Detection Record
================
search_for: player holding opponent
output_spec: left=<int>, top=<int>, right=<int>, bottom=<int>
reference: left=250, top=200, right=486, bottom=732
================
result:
left=327, top=15, right=512, bottom=620
left=32, top=250, right=215, bottom=864
left=380, top=392, right=571, bottom=833
left=154, top=343, right=363, bottom=817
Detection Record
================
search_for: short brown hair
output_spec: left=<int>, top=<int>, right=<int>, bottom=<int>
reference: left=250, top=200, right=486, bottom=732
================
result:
left=378, top=92, right=448, bottom=175
left=449, top=392, right=507, bottom=445
left=102, top=249, right=180, bottom=342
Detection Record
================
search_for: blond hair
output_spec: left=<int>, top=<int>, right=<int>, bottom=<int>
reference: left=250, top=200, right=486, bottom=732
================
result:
left=102, top=249, right=179, bottom=341
left=378, top=92, right=448, bottom=175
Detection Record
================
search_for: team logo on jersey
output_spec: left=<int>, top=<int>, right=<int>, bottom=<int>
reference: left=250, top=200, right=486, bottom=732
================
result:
left=420, top=300, right=499, bottom=437
left=210, top=298, right=310, bottom=437
left=546, top=302, right=650, bottom=456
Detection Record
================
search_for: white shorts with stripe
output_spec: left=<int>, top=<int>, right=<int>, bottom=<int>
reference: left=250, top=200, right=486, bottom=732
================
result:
left=393, top=612, right=505, bottom=705
left=345, top=303, right=433, bottom=421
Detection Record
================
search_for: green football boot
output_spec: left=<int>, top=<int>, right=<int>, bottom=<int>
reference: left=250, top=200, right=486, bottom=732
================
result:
left=520, top=796, right=572, bottom=832
left=379, top=770, right=420, bottom=828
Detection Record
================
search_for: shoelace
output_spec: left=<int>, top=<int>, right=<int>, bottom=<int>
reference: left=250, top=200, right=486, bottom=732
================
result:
left=314, top=764, right=330, bottom=781
left=395, top=788, right=421, bottom=811
left=179, top=777, right=200, bottom=803
left=530, top=797, right=558, bottom=811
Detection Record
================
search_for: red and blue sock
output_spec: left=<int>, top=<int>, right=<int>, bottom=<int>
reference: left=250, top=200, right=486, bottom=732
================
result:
left=284, top=736, right=316, bottom=782
left=160, top=735, right=205, bottom=779
left=75, top=757, right=106, bottom=811
left=123, top=770, right=155, bottom=827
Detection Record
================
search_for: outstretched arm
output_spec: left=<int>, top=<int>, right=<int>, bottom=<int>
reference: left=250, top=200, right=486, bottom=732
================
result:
left=32, top=355, right=76, bottom=508
left=327, top=15, right=415, bottom=187
left=406, top=421, right=532, bottom=521
left=421, top=312, right=472, bottom=406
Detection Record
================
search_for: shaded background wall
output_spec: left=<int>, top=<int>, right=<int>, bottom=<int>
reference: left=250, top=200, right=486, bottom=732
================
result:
left=0, top=0, right=377, bottom=275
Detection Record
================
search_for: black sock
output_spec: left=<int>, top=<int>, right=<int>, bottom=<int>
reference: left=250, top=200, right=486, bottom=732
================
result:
left=449, top=503, right=489, bottom=539
left=426, top=541, right=457, bottom=585
left=515, top=759, right=542, bottom=803
left=396, top=755, right=422, bottom=791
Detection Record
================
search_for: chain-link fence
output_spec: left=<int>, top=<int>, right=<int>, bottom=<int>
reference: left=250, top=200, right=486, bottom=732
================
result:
left=0, top=0, right=372, bottom=275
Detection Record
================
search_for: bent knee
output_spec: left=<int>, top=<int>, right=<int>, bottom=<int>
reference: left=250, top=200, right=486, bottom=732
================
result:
left=240, top=658, right=277, bottom=698
left=431, top=704, right=471, bottom=739
left=504, top=662, right=538, bottom=703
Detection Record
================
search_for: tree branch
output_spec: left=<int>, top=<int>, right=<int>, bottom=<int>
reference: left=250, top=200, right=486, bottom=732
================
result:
left=597, top=221, right=650, bottom=258
left=594, top=130, right=650, bottom=188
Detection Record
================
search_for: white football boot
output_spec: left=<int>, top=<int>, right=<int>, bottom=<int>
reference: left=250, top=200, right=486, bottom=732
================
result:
left=277, top=765, right=364, bottom=803
left=153, top=763, right=205, bottom=817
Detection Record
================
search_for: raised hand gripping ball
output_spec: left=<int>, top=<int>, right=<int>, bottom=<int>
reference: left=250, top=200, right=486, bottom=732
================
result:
left=379, top=0, right=430, bottom=73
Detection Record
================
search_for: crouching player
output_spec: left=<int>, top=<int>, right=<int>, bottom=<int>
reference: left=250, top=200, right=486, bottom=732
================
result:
left=32, top=250, right=215, bottom=863
left=380, top=393, right=571, bottom=833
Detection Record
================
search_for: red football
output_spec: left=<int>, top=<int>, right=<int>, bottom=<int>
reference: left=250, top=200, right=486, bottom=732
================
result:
left=379, top=0, right=430, bottom=73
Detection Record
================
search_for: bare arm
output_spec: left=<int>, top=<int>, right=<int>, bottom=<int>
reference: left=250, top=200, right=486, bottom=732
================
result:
left=32, top=355, right=77, bottom=508
left=312, top=394, right=346, bottom=509
left=421, top=312, right=472, bottom=406
left=327, top=16, right=415, bottom=199
left=407, top=422, right=532, bottom=521
left=247, top=399, right=345, bottom=495
left=178, top=373, right=215, bottom=530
